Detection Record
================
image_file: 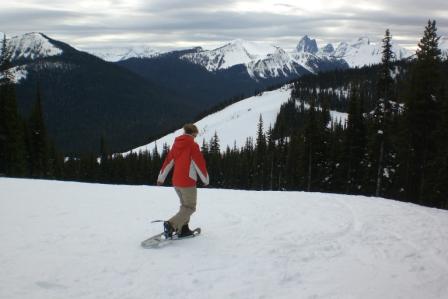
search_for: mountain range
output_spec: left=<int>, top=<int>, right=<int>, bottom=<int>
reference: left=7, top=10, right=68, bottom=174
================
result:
left=2, top=32, right=444, bottom=154
left=84, top=35, right=418, bottom=77
left=2, top=33, right=192, bottom=153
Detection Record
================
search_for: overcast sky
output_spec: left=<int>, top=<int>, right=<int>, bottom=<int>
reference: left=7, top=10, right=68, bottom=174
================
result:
left=1, top=0, right=447, bottom=51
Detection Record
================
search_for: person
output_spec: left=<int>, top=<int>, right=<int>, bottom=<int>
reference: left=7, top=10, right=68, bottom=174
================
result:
left=157, top=123, right=209, bottom=238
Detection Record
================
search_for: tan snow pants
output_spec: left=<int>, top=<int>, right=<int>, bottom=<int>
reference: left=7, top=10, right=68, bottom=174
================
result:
left=169, top=187, right=197, bottom=233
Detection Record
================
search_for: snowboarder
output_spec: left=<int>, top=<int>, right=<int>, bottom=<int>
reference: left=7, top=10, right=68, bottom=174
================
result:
left=157, top=123, right=209, bottom=239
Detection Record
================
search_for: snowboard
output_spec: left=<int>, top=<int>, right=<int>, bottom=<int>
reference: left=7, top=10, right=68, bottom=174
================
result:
left=141, top=228, right=201, bottom=249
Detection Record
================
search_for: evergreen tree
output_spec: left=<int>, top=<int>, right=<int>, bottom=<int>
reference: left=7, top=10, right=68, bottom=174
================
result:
left=98, top=136, right=110, bottom=182
left=265, top=125, right=276, bottom=190
left=326, top=120, right=345, bottom=193
left=285, top=132, right=303, bottom=190
left=151, top=143, right=162, bottom=183
left=429, top=87, right=448, bottom=208
left=369, top=29, right=396, bottom=196
left=344, top=88, right=367, bottom=194
left=404, top=20, right=441, bottom=203
left=240, top=137, right=254, bottom=188
left=253, top=115, right=267, bottom=189
left=47, top=142, right=64, bottom=179
left=303, top=100, right=318, bottom=191
left=209, top=132, right=222, bottom=187
left=0, top=34, right=26, bottom=176
left=27, top=87, right=49, bottom=178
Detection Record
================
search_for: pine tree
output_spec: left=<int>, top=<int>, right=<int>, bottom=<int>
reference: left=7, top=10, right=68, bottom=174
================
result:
left=151, top=143, right=162, bottom=184
left=47, top=141, right=64, bottom=179
left=27, top=87, right=49, bottom=178
left=428, top=86, right=448, bottom=208
left=253, top=115, right=267, bottom=189
left=404, top=20, right=441, bottom=203
left=0, top=34, right=26, bottom=176
left=303, top=99, right=318, bottom=191
left=370, top=29, right=396, bottom=197
left=326, top=120, right=345, bottom=193
left=98, top=136, right=110, bottom=182
left=266, top=125, right=276, bottom=190
left=344, top=88, right=367, bottom=194
left=209, top=132, right=221, bottom=187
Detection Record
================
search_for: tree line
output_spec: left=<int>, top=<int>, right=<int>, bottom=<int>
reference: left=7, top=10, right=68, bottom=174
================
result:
left=1, top=21, right=447, bottom=209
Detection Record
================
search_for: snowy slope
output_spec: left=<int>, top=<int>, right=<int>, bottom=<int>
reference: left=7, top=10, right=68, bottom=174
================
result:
left=124, top=85, right=347, bottom=155
left=81, top=46, right=160, bottom=62
left=6, top=32, right=63, bottom=61
left=0, top=65, right=28, bottom=83
left=1, top=178, right=448, bottom=299
left=126, top=85, right=293, bottom=154
left=0, top=33, right=63, bottom=83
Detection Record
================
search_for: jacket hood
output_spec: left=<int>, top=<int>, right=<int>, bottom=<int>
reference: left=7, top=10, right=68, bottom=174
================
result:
left=173, top=134, right=195, bottom=150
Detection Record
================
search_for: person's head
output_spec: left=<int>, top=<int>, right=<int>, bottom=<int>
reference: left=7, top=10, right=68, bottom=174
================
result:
left=183, top=123, right=199, bottom=138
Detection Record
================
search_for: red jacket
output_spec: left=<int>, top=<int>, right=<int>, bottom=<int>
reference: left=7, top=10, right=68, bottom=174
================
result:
left=157, top=134, right=209, bottom=187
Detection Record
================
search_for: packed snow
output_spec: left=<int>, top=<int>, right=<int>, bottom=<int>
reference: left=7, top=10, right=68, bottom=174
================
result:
left=1, top=178, right=448, bottom=299
left=124, top=85, right=348, bottom=155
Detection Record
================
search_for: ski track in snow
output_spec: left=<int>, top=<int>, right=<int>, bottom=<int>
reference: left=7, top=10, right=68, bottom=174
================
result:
left=1, top=178, right=448, bottom=299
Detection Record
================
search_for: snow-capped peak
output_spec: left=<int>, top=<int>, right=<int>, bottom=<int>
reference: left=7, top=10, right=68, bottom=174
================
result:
left=181, top=39, right=278, bottom=71
left=332, top=36, right=412, bottom=68
left=6, top=32, right=63, bottom=61
left=440, top=36, right=448, bottom=59
left=82, top=46, right=160, bottom=62
left=296, top=35, right=318, bottom=54
left=317, top=43, right=336, bottom=57
left=321, top=43, right=335, bottom=54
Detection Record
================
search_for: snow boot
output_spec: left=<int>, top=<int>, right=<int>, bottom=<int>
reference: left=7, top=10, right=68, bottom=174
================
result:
left=178, top=223, right=194, bottom=238
left=163, top=221, right=175, bottom=239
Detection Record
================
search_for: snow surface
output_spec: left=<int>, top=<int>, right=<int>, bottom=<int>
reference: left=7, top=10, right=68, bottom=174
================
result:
left=0, top=66, right=28, bottom=84
left=124, top=85, right=347, bottom=155
left=1, top=178, right=448, bottom=299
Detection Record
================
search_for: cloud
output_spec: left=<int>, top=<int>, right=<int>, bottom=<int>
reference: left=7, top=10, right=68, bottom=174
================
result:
left=0, top=0, right=446, bottom=50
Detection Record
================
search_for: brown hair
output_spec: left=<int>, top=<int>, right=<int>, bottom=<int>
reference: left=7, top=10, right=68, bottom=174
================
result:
left=183, top=123, right=199, bottom=135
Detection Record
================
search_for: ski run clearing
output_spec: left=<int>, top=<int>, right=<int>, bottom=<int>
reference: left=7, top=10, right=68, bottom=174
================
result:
left=1, top=178, right=448, bottom=299
left=125, top=85, right=348, bottom=156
